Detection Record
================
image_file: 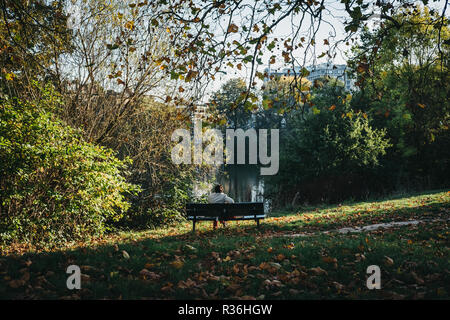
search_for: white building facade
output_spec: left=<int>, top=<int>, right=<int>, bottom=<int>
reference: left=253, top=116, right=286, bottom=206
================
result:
left=264, top=63, right=355, bottom=91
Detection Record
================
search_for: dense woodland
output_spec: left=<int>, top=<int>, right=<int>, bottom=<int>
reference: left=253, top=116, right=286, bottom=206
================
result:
left=0, top=0, right=448, bottom=245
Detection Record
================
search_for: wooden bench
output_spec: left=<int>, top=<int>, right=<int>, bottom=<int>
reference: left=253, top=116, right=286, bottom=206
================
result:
left=186, top=202, right=266, bottom=232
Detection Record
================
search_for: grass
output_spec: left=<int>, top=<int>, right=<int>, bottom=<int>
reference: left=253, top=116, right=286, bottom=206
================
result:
left=0, top=190, right=449, bottom=300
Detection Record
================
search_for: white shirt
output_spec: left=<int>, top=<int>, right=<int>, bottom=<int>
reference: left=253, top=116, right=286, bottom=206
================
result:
left=208, top=192, right=235, bottom=204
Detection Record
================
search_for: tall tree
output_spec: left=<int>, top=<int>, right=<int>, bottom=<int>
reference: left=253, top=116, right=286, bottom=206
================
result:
left=349, top=5, right=449, bottom=189
left=209, top=78, right=253, bottom=130
left=132, top=0, right=447, bottom=111
left=0, top=0, right=70, bottom=98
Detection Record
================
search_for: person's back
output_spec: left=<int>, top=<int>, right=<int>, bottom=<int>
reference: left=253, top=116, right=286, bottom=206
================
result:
left=208, top=184, right=234, bottom=228
left=208, top=191, right=234, bottom=204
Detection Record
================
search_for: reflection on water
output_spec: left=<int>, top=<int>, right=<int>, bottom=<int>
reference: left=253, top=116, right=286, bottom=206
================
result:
left=217, top=165, right=264, bottom=203
left=193, top=164, right=270, bottom=213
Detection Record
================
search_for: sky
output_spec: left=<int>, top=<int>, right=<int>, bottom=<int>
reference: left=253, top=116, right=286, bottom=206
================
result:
left=205, top=0, right=358, bottom=98
left=204, top=0, right=448, bottom=100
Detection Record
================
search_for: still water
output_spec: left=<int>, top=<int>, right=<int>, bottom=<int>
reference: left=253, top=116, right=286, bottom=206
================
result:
left=217, top=164, right=264, bottom=203
left=192, top=164, right=271, bottom=213
left=192, top=164, right=269, bottom=210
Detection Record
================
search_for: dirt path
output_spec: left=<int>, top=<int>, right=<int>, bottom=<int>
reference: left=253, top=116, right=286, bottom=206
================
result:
left=280, top=217, right=450, bottom=238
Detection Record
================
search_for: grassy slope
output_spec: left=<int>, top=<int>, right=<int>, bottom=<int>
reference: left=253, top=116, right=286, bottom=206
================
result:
left=0, top=190, right=449, bottom=300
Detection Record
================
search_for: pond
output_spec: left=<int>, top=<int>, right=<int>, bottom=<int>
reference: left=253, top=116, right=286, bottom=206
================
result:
left=217, top=164, right=264, bottom=203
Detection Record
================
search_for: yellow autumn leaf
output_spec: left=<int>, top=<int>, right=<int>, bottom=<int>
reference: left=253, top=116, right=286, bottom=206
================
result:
left=122, top=250, right=130, bottom=259
left=322, top=256, right=337, bottom=264
left=227, top=23, right=239, bottom=33
left=275, top=253, right=285, bottom=261
left=124, top=21, right=134, bottom=30
left=384, top=256, right=394, bottom=266
left=170, top=260, right=184, bottom=269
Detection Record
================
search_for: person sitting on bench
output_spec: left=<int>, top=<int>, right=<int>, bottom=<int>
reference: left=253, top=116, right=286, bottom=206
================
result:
left=208, top=184, right=234, bottom=229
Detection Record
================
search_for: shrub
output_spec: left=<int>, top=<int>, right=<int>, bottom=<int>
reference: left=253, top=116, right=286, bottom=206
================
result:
left=0, top=91, right=139, bottom=245
left=108, top=100, right=198, bottom=229
left=266, top=83, right=391, bottom=206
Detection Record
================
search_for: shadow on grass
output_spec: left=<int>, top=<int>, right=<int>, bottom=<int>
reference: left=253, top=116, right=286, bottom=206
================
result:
left=271, top=188, right=449, bottom=217
left=0, top=191, right=448, bottom=300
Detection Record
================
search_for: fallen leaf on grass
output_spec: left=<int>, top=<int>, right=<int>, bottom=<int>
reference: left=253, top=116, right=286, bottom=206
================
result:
left=139, top=269, right=161, bottom=280
left=436, top=287, right=446, bottom=296
left=275, top=254, right=285, bottom=262
left=226, top=283, right=241, bottom=292
left=263, top=279, right=283, bottom=289
left=355, top=253, right=366, bottom=262
left=322, top=256, right=337, bottom=264
left=161, top=282, right=174, bottom=292
left=122, top=250, right=130, bottom=259
left=268, top=262, right=282, bottom=270
left=81, top=265, right=99, bottom=272
left=170, top=260, right=184, bottom=269
left=259, top=262, right=270, bottom=270
left=390, top=292, right=406, bottom=300
left=177, top=278, right=196, bottom=289
left=184, top=244, right=197, bottom=253
left=284, top=243, right=295, bottom=250
left=384, top=256, right=394, bottom=266
left=81, top=274, right=90, bottom=282
left=332, top=281, right=345, bottom=291
left=9, top=279, right=25, bottom=288
left=144, top=262, right=156, bottom=269
left=309, top=267, right=328, bottom=276
left=410, top=272, right=424, bottom=285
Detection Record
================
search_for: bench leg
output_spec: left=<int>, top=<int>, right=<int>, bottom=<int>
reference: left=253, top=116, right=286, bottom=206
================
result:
left=193, top=220, right=196, bottom=233
left=256, top=219, right=260, bottom=228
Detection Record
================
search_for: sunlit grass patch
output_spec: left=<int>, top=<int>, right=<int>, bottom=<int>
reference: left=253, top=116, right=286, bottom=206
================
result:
left=0, top=190, right=448, bottom=299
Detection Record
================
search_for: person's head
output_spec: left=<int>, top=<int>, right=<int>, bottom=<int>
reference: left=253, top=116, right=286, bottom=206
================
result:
left=214, top=184, right=224, bottom=193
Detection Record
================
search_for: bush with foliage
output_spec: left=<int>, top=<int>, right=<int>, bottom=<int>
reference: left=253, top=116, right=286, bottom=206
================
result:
left=266, top=80, right=391, bottom=206
left=348, top=6, right=449, bottom=191
left=105, top=100, right=199, bottom=229
left=0, top=88, right=139, bottom=244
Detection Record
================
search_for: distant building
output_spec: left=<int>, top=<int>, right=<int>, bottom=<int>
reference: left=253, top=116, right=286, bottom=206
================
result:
left=264, top=62, right=355, bottom=91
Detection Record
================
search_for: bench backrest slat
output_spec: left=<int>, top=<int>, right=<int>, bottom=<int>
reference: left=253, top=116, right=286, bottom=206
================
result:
left=186, top=202, right=264, bottom=217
